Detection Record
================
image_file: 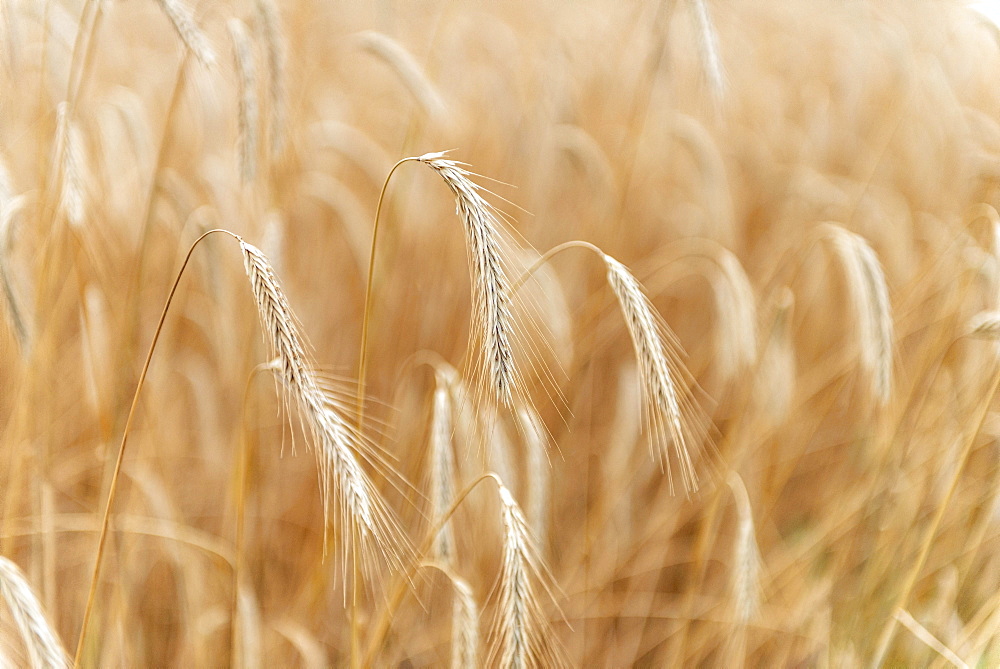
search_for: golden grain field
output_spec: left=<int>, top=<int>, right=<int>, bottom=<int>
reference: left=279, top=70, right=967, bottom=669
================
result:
left=2, top=0, right=1000, bottom=666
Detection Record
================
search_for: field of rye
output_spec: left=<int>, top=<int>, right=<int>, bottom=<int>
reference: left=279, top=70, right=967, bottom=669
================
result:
left=2, top=0, right=1000, bottom=666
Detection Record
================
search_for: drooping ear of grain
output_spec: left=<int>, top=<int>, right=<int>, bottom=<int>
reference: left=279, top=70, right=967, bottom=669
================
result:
left=489, top=483, right=565, bottom=669
left=155, top=0, right=216, bottom=66
left=0, top=557, right=70, bottom=669
left=821, top=224, right=893, bottom=406
left=603, top=252, right=701, bottom=494
left=450, top=574, right=479, bottom=669
left=55, top=103, right=87, bottom=228
left=415, top=153, right=522, bottom=412
left=429, top=375, right=457, bottom=564
left=355, top=31, right=449, bottom=123
left=688, top=0, right=726, bottom=103
left=253, top=0, right=287, bottom=158
left=727, top=472, right=763, bottom=624
left=239, top=240, right=404, bottom=575
left=228, top=18, right=258, bottom=184
left=516, top=406, right=550, bottom=551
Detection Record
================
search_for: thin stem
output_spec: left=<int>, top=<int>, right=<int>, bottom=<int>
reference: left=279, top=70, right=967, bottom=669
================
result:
left=869, top=362, right=1000, bottom=668
left=74, top=228, right=241, bottom=667
left=231, top=362, right=272, bottom=668
left=356, top=158, right=415, bottom=428
left=511, top=239, right=606, bottom=293
left=362, top=473, right=503, bottom=665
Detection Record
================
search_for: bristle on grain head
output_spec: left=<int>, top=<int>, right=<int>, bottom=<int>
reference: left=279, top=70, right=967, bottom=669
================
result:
left=820, top=224, right=893, bottom=406
left=238, top=240, right=404, bottom=578
left=488, top=484, right=566, bottom=669
left=0, top=557, right=70, bottom=669
left=414, top=153, right=523, bottom=411
left=603, top=253, right=703, bottom=495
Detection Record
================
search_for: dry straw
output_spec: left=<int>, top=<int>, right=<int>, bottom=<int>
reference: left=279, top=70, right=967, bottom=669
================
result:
left=0, top=556, right=70, bottom=669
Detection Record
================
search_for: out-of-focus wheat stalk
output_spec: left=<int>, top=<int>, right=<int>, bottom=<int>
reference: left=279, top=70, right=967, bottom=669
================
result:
left=0, top=557, right=70, bottom=669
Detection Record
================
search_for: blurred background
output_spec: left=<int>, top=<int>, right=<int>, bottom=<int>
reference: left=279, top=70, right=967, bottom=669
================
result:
left=3, top=0, right=1000, bottom=666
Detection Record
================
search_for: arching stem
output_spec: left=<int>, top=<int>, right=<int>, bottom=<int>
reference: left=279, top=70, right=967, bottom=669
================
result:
left=74, top=228, right=241, bottom=667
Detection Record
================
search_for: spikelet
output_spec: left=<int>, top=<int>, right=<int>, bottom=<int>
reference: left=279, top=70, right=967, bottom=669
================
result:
left=55, top=103, right=87, bottom=228
left=0, top=557, right=70, bottom=669
left=821, top=225, right=893, bottom=405
left=254, top=0, right=286, bottom=158
left=355, top=31, right=448, bottom=123
left=228, top=19, right=258, bottom=183
left=450, top=574, right=479, bottom=669
left=727, top=473, right=763, bottom=623
left=239, top=240, right=402, bottom=575
left=0, top=160, right=27, bottom=351
left=488, top=484, right=564, bottom=669
left=756, top=287, right=796, bottom=425
left=429, top=375, right=457, bottom=564
left=516, top=406, right=550, bottom=551
left=603, top=253, right=701, bottom=494
left=155, top=0, right=216, bottom=66
left=713, top=248, right=758, bottom=379
left=415, top=153, right=521, bottom=411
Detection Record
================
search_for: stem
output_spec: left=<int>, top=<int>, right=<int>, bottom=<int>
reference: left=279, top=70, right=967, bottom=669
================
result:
left=356, top=158, right=415, bottom=429
left=869, top=362, right=1000, bottom=668
left=74, top=228, right=241, bottom=667
left=231, top=362, right=271, bottom=668
left=511, top=240, right=606, bottom=293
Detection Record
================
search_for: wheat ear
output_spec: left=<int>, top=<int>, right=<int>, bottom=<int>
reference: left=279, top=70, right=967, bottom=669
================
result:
left=689, top=0, right=726, bottom=103
left=429, top=375, right=457, bottom=564
left=727, top=472, right=763, bottom=624
left=450, top=573, right=479, bottom=669
left=415, top=153, right=521, bottom=410
left=240, top=240, right=404, bottom=573
left=155, top=0, right=216, bottom=66
left=355, top=31, right=448, bottom=122
left=55, top=103, right=86, bottom=228
left=821, top=224, right=893, bottom=405
left=253, top=0, right=286, bottom=158
left=604, top=253, right=700, bottom=494
left=228, top=19, right=258, bottom=183
left=967, top=310, right=1000, bottom=339
left=490, top=484, right=565, bottom=669
left=517, top=406, right=550, bottom=552
left=0, top=556, right=70, bottom=669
